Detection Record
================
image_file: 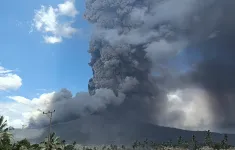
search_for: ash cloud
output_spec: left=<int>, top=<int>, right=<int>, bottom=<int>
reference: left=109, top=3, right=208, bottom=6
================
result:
left=28, top=88, right=125, bottom=128
left=189, top=34, right=235, bottom=132
left=29, top=0, right=235, bottom=133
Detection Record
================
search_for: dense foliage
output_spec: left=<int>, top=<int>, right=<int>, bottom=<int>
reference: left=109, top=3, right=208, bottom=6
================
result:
left=0, top=115, right=234, bottom=150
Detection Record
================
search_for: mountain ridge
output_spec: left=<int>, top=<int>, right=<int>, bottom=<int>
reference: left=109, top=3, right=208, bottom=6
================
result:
left=9, top=114, right=235, bottom=146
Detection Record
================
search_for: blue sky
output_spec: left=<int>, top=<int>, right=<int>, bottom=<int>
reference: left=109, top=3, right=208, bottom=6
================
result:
left=0, top=0, right=93, bottom=127
left=0, top=0, right=92, bottom=100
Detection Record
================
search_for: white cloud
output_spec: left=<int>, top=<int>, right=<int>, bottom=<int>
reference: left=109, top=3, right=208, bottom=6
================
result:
left=3, top=92, right=55, bottom=128
left=43, top=36, right=62, bottom=44
left=7, top=96, right=31, bottom=105
left=58, top=0, right=78, bottom=17
left=32, top=0, right=79, bottom=44
left=0, top=66, right=22, bottom=91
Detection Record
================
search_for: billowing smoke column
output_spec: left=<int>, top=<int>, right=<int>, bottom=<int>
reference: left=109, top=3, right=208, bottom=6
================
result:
left=29, top=0, right=235, bottom=133
left=82, top=0, right=222, bottom=128
left=84, top=0, right=201, bottom=124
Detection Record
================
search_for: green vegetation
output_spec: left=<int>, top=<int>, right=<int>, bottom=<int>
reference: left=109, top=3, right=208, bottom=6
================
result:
left=0, top=115, right=234, bottom=150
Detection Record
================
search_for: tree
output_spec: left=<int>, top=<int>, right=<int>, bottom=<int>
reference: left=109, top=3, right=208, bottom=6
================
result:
left=132, top=140, right=138, bottom=149
left=177, top=136, right=183, bottom=146
left=0, top=116, right=13, bottom=150
left=64, top=144, right=76, bottom=150
left=221, top=134, right=229, bottom=149
left=0, top=132, right=13, bottom=150
left=30, top=143, right=40, bottom=150
left=40, top=132, right=63, bottom=150
left=190, top=135, right=199, bottom=150
left=205, top=130, right=212, bottom=147
left=224, top=134, right=228, bottom=143
left=12, top=138, right=31, bottom=150
left=0, top=116, right=8, bottom=132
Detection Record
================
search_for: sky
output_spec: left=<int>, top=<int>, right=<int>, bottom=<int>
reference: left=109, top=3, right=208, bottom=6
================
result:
left=0, top=0, right=93, bottom=128
left=0, top=0, right=205, bottom=129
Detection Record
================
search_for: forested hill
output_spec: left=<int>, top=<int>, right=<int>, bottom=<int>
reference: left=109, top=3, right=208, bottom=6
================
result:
left=10, top=115, right=235, bottom=146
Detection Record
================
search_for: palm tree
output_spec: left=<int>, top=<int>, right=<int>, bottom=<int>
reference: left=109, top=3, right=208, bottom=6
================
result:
left=0, top=116, right=8, bottom=132
left=40, top=132, right=63, bottom=150
left=0, top=115, right=12, bottom=142
left=0, top=116, right=13, bottom=149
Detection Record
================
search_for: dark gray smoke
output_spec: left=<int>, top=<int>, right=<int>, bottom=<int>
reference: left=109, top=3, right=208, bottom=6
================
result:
left=29, top=0, right=235, bottom=133
left=189, top=35, right=235, bottom=132
left=83, top=0, right=216, bottom=127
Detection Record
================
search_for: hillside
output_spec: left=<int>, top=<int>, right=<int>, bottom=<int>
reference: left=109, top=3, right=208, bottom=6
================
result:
left=9, top=114, right=235, bottom=146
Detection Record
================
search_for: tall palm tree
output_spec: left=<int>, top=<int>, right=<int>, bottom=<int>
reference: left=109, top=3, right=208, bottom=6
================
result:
left=0, top=116, right=13, bottom=149
left=0, top=116, right=8, bottom=132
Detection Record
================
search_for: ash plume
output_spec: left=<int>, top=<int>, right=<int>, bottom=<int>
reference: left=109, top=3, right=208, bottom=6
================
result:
left=189, top=34, right=235, bottom=132
left=29, top=0, right=235, bottom=133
